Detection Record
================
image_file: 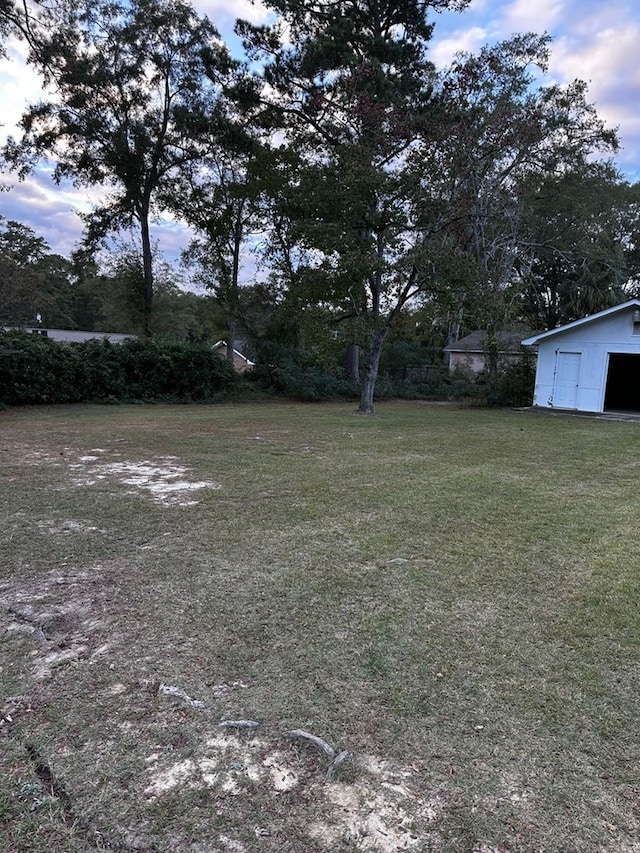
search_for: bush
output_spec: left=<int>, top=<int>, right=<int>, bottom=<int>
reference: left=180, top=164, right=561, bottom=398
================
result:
left=81, top=339, right=127, bottom=400
left=267, top=361, right=359, bottom=402
left=0, top=332, right=240, bottom=406
left=487, top=357, right=536, bottom=407
left=0, top=331, right=88, bottom=405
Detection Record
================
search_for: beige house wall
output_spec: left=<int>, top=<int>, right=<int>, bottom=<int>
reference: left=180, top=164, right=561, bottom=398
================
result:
left=213, top=343, right=254, bottom=373
left=449, top=351, right=525, bottom=375
left=449, top=352, right=486, bottom=374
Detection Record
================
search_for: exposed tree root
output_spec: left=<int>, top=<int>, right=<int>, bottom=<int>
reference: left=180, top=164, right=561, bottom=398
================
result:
left=288, top=729, right=336, bottom=758
left=219, top=719, right=261, bottom=729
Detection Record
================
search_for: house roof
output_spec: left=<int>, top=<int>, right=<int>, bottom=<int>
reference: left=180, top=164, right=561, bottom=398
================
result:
left=444, top=330, right=530, bottom=353
left=212, top=340, right=255, bottom=365
left=521, top=299, right=640, bottom=346
left=3, top=327, right=134, bottom=343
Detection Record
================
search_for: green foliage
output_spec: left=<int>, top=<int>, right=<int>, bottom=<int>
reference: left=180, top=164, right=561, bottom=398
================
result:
left=378, top=338, right=441, bottom=381
left=115, top=339, right=237, bottom=401
left=486, top=355, right=536, bottom=408
left=6, top=0, right=234, bottom=333
left=249, top=335, right=493, bottom=404
left=267, top=362, right=358, bottom=402
left=240, top=8, right=618, bottom=412
left=0, top=331, right=239, bottom=406
left=0, top=216, right=75, bottom=327
left=518, top=164, right=638, bottom=329
left=249, top=341, right=358, bottom=401
left=0, top=331, right=86, bottom=404
left=2, top=0, right=631, bottom=413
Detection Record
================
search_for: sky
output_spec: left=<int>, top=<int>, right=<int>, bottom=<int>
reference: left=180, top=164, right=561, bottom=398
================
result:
left=0, top=0, right=639, bottom=267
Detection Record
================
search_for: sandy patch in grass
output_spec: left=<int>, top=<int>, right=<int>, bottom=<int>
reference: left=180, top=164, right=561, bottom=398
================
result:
left=14, top=445, right=218, bottom=506
left=311, top=778, right=431, bottom=851
left=70, top=457, right=221, bottom=506
left=309, top=752, right=440, bottom=852
left=144, top=733, right=270, bottom=798
left=0, top=569, right=109, bottom=689
left=144, top=734, right=441, bottom=852
left=37, top=519, right=106, bottom=535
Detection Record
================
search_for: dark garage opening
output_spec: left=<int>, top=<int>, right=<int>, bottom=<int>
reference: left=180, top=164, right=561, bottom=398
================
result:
left=604, top=353, right=640, bottom=412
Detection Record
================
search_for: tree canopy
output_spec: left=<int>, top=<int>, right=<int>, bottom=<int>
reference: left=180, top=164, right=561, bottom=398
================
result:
left=2, top=0, right=638, bottom=407
left=5, top=0, right=233, bottom=335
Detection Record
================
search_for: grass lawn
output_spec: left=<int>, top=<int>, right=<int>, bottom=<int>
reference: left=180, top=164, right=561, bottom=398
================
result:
left=1, top=400, right=639, bottom=852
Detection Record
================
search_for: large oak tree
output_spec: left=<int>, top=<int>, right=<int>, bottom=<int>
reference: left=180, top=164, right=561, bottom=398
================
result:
left=238, top=3, right=617, bottom=410
left=5, top=0, right=232, bottom=335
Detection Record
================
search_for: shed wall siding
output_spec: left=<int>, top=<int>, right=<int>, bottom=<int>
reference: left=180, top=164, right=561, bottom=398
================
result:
left=532, top=309, right=640, bottom=411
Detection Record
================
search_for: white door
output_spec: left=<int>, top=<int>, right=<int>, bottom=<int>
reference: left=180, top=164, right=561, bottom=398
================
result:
left=554, top=351, right=581, bottom=409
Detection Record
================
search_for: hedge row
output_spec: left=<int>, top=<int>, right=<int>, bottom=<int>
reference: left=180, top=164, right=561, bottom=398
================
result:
left=0, top=331, right=240, bottom=405
left=253, top=354, right=535, bottom=406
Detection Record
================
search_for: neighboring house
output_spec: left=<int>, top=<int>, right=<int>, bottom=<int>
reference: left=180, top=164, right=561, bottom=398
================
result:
left=444, top=330, right=530, bottom=374
left=521, top=299, right=640, bottom=413
left=212, top=340, right=255, bottom=373
left=3, top=327, right=134, bottom=343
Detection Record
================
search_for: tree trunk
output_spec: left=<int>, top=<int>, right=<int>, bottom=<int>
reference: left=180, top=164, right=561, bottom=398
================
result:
left=226, top=317, right=236, bottom=367
left=345, top=343, right=360, bottom=382
left=358, top=327, right=388, bottom=414
left=446, top=320, right=460, bottom=370
left=446, top=299, right=465, bottom=369
left=140, top=211, right=154, bottom=338
left=226, top=205, right=243, bottom=368
left=485, top=325, right=499, bottom=385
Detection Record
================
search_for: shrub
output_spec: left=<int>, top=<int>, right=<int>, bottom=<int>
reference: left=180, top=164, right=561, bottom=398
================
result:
left=487, top=356, right=536, bottom=407
left=0, top=331, right=88, bottom=405
left=0, top=332, right=240, bottom=406
left=268, top=362, right=359, bottom=402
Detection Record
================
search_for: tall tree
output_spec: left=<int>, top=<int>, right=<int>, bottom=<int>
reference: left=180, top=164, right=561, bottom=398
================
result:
left=416, top=33, right=618, bottom=380
left=179, top=143, right=264, bottom=365
left=518, top=165, right=639, bottom=329
left=240, top=10, right=619, bottom=408
left=0, top=216, right=74, bottom=326
left=4, top=0, right=232, bottom=336
left=238, top=0, right=473, bottom=412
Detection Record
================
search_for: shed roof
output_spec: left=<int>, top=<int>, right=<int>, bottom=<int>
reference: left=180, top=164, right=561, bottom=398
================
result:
left=521, top=299, right=640, bottom=346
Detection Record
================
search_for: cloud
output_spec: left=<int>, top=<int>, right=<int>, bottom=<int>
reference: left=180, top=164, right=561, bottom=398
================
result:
left=498, top=0, right=563, bottom=35
left=197, top=0, right=271, bottom=49
left=199, top=0, right=270, bottom=25
left=1, top=172, right=85, bottom=255
left=549, top=20, right=640, bottom=177
left=0, top=43, right=47, bottom=141
left=429, top=26, right=489, bottom=65
left=149, top=219, right=194, bottom=265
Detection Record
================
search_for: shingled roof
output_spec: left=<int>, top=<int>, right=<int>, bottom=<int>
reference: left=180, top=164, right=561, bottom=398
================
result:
left=444, top=330, right=531, bottom=353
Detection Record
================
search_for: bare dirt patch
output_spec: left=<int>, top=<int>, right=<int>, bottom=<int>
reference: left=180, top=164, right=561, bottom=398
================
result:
left=14, top=443, right=221, bottom=506
left=1, top=568, right=109, bottom=695
left=143, top=731, right=441, bottom=851
left=69, top=456, right=221, bottom=505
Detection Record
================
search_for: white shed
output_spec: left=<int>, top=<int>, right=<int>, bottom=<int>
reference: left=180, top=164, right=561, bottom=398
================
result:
left=522, top=299, right=640, bottom=413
